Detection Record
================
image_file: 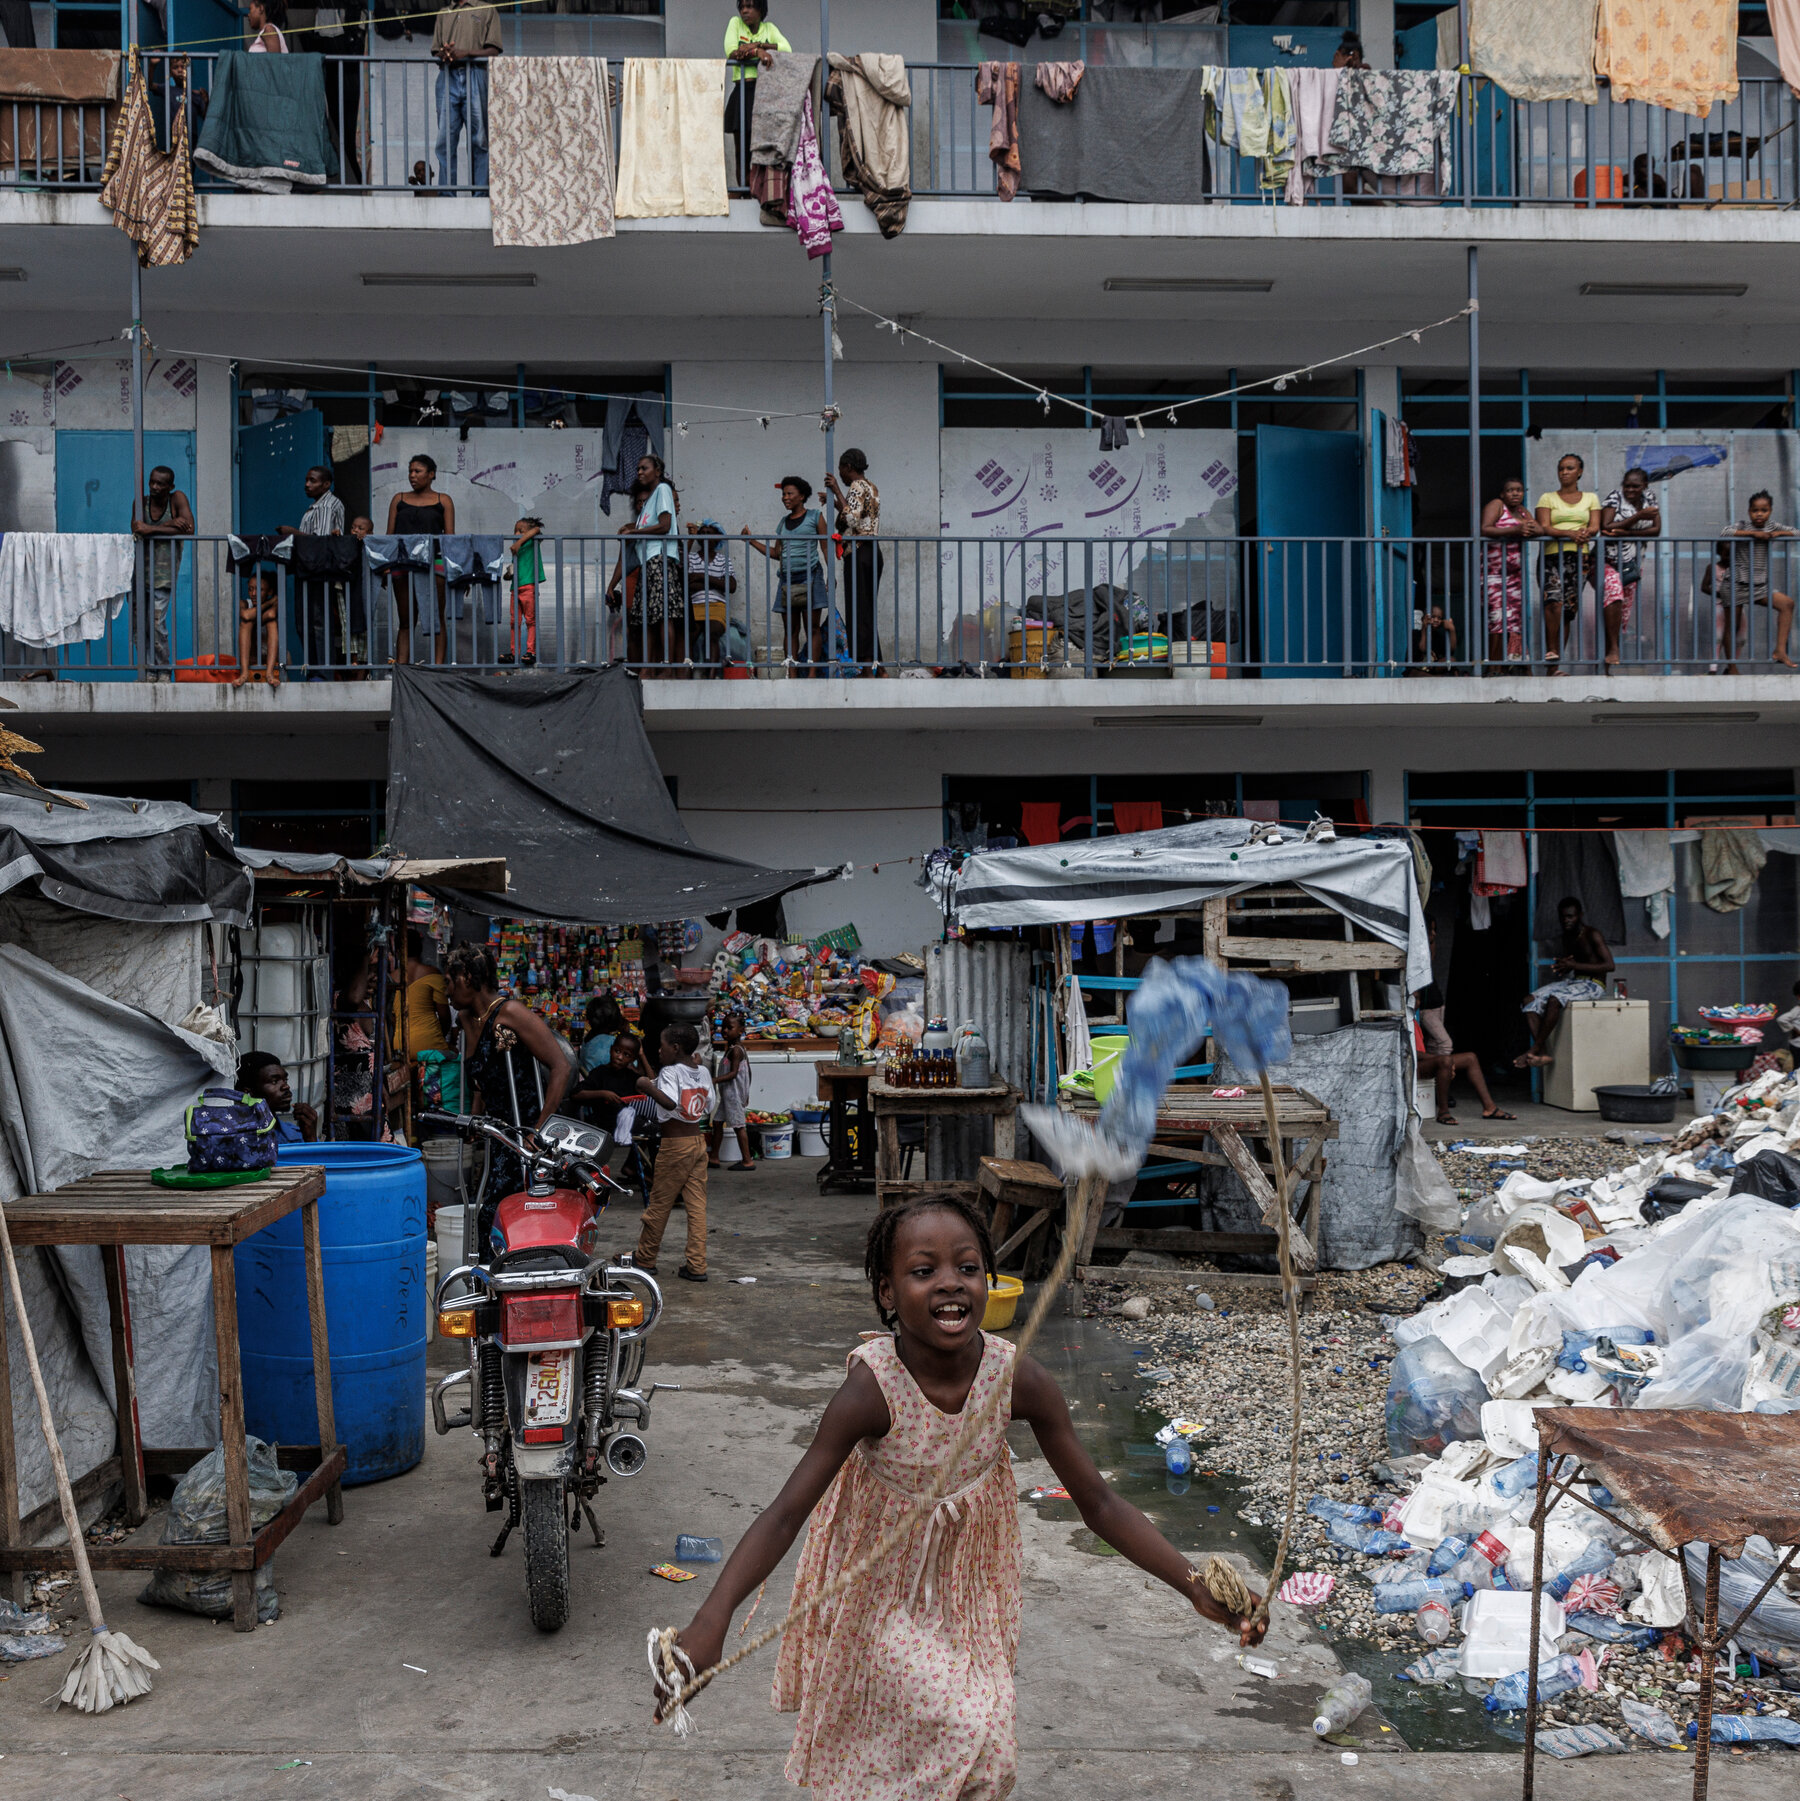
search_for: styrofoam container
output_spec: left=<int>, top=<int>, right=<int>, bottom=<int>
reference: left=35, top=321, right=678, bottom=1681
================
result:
left=1433, top=1289, right=1512, bottom=1385
left=1458, top=1590, right=1565, bottom=1680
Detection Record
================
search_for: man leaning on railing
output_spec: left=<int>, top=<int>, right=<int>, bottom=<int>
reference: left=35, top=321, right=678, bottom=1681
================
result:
left=432, top=0, right=502, bottom=193
left=132, top=464, right=193, bottom=680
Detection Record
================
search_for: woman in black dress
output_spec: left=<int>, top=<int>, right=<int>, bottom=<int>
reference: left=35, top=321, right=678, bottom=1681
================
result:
left=444, top=942, right=573, bottom=1249
left=388, top=453, right=455, bottom=666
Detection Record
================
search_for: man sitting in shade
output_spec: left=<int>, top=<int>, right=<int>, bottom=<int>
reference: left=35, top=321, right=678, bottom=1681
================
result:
left=1515, top=897, right=1615, bottom=1069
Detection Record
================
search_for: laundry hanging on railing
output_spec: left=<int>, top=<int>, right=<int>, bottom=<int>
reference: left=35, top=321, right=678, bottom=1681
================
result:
left=975, top=59, right=1021, bottom=200
left=0, top=47, right=117, bottom=179
left=488, top=56, right=615, bottom=247
left=0, top=533, right=135, bottom=650
left=1614, top=828, right=1676, bottom=939
left=1283, top=64, right=1340, bottom=205
left=745, top=49, right=815, bottom=225
left=1772, top=0, right=1800, bottom=98
left=1469, top=0, right=1600, bottom=104
left=97, top=46, right=196, bottom=266
left=785, top=90, right=842, bottom=260
left=192, top=51, right=335, bottom=194
left=1596, top=0, right=1739, bottom=119
left=615, top=58, right=727, bottom=219
left=1304, top=68, right=1460, bottom=188
left=826, top=52, right=912, bottom=238
left=1017, top=65, right=1212, bottom=204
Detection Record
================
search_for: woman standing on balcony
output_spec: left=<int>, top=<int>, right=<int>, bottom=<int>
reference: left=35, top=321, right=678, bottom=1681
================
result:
left=1480, top=476, right=1539, bottom=665
left=1599, top=467, right=1660, bottom=672
left=388, top=454, right=454, bottom=666
left=610, top=453, right=680, bottom=674
left=724, top=1, right=790, bottom=182
left=1535, top=453, right=1600, bottom=674
left=824, top=448, right=882, bottom=674
left=247, top=0, right=288, bottom=51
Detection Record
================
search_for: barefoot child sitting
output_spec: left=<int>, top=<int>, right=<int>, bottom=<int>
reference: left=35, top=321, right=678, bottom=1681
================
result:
left=661, top=1194, right=1264, bottom=1798
left=231, top=569, right=281, bottom=686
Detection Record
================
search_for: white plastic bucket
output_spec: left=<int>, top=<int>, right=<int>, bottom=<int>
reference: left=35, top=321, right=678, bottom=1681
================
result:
left=758, top=1124, right=794, bottom=1159
left=716, top=1130, right=743, bottom=1165
left=796, top=1122, right=827, bottom=1156
left=425, top=1242, right=439, bottom=1341
left=435, top=1204, right=471, bottom=1303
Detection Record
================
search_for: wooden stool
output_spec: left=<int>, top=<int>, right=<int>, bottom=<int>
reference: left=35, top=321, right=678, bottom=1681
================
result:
left=977, top=1157, right=1066, bottom=1273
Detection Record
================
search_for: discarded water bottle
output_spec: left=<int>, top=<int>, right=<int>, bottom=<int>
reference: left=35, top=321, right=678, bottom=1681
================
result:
left=1398, top=1645, right=1462, bottom=1685
left=1689, top=1713, right=1800, bottom=1746
left=1489, top=1454, right=1539, bottom=1500
left=1312, top=1672, right=1373, bottom=1737
left=1428, top=1534, right=1473, bottom=1578
left=1323, top=1515, right=1410, bottom=1556
left=1165, top=1437, right=1194, bottom=1477
left=1372, top=1576, right=1451, bottom=1615
left=1619, top=1698, right=1680, bottom=1746
left=1416, top=1598, right=1455, bottom=1645
left=1535, top=1724, right=1627, bottom=1759
left=1485, top=1654, right=1584, bottom=1714
left=674, top=1535, right=725, bottom=1563
left=1307, top=1495, right=1383, bottom=1527
left=1452, top=1553, right=1496, bottom=1594
left=1545, top=1540, right=1616, bottom=1602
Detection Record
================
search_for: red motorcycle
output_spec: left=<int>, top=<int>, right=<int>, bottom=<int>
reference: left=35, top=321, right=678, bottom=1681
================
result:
left=425, top=1110, right=674, bottom=1631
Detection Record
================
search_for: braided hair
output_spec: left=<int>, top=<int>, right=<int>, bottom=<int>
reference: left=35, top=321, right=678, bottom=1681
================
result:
left=863, top=1194, right=996, bottom=1332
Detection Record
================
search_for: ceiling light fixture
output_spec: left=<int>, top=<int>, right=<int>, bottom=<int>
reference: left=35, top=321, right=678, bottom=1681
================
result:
left=359, top=273, right=538, bottom=288
left=1579, top=281, right=1746, bottom=297
left=1093, top=713, right=1264, bottom=729
left=1589, top=710, right=1759, bottom=725
left=1103, top=277, right=1274, bottom=293
left=0, top=269, right=25, bottom=282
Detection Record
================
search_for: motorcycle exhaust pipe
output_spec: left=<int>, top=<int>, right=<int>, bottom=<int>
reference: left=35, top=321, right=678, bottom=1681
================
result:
left=604, top=1431, right=648, bottom=1477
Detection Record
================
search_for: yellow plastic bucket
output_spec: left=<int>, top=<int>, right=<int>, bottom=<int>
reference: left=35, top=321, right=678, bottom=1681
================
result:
left=1007, top=623, right=1058, bottom=677
left=983, top=1274, right=1025, bottom=1331
left=1089, top=1036, right=1129, bottom=1103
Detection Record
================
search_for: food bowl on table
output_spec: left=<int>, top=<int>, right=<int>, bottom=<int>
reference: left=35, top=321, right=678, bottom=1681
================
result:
left=982, top=1274, right=1025, bottom=1331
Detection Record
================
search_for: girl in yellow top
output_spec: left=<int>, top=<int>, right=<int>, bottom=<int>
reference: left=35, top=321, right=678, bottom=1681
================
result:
left=390, top=927, right=451, bottom=1060
left=725, top=1, right=791, bottom=176
left=1535, top=453, right=1600, bottom=673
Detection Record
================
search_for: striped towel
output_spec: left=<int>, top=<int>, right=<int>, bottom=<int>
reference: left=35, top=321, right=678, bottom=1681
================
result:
left=1278, top=1571, right=1335, bottom=1607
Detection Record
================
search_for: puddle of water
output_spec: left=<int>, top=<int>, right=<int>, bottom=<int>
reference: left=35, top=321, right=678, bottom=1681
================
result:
left=1016, top=1311, right=1518, bottom=1754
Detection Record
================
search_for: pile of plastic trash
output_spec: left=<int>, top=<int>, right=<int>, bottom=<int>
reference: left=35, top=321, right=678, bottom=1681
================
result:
left=1323, top=1070, right=1800, bottom=1747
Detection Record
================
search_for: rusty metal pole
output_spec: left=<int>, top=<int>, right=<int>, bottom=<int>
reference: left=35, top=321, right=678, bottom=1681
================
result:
left=1693, top=1546, right=1722, bottom=1801
left=1520, top=1423, right=1551, bottom=1801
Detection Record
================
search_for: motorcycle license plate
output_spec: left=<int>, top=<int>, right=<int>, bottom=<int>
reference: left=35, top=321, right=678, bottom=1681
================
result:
left=524, top=1349, right=573, bottom=1426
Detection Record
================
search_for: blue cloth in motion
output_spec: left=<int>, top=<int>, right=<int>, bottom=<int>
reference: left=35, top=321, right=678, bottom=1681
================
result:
left=1024, top=955, right=1292, bottom=1180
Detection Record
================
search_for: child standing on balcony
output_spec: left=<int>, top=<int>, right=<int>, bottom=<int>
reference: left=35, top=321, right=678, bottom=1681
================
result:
left=507, top=516, right=544, bottom=666
left=231, top=569, right=281, bottom=687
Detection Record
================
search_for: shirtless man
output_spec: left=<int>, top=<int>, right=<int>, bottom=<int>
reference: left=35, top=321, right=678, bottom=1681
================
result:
left=1515, top=897, right=1614, bottom=1068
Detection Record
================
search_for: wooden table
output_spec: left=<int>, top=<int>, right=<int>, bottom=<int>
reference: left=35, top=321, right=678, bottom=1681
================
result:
left=1065, top=1084, right=1336, bottom=1285
left=0, top=1167, right=346, bottom=1631
left=977, top=1157, right=1067, bottom=1276
left=815, top=1062, right=877, bottom=1194
left=870, top=1078, right=1019, bottom=1210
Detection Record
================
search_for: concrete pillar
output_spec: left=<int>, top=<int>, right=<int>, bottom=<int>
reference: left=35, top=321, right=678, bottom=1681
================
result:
left=1361, top=0, right=1395, bottom=68
left=195, top=354, right=233, bottom=538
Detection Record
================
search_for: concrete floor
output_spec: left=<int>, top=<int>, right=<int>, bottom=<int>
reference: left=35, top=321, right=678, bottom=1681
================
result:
left=0, top=1162, right=1766, bottom=1799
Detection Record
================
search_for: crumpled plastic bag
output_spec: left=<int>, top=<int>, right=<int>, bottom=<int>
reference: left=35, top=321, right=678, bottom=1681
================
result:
left=1683, top=1537, right=1800, bottom=1659
left=1386, top=1336, right=1489, bottom=1459
left=1727, top=1148, right=1800, bottom=1207
left=139, top=1437, right=297, bottom=1624
left=1629, top=1552, right=1687, bottom=1629
left=1024, top=956, right=1291, bottom=1181
left=1395, top=1119, right=1460, bottom=1232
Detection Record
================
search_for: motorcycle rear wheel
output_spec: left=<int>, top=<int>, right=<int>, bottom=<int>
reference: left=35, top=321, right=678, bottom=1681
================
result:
left=521, top=1478, right=571, bottom=1631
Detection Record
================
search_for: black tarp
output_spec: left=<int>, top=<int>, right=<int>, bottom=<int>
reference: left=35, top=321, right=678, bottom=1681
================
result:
left=384, top=666, right=831, bottom=923
left=0, top=794, right=252, bottom=925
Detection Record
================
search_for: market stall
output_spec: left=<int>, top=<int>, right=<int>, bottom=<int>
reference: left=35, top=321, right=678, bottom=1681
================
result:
left=945, top=820, right=1434, bottom=1272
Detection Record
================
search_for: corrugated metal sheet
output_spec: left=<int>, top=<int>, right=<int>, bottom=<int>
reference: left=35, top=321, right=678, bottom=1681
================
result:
left=923, top=939, right=1035, bottom=1179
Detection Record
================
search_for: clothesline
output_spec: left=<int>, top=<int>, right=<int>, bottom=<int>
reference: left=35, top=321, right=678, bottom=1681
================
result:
left=835, top=293, right=1475, bottom=429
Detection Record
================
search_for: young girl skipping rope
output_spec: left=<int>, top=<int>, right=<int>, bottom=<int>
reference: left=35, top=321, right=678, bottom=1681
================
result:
left=660, top=1193, right=1266, bottom=1800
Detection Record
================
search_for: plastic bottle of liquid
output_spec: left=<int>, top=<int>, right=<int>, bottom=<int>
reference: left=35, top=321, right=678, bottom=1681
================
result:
left=1312, top=1673, right=1374, bottom=1737
left=1689, top=1714, right=1800, bottom=1746
left=1428, top=1534, right=1473, bottom=1578
left=1544, top=1539, right=1616, bottom=1602
left=1484, top=1655, right=1584, bottom=1714
left=1323, top=1516, right=1410, bottom=1556
left=1415, top=1597, right=1455, bottom=1645
left=1165, top=1437, right=1194, bottom=1477
left=1489, top=1453, right=1539, bottom=1500
left=1306, top=1496, right=1385, bottom=1527
left=1373, top=1576, right=1452, bottom=1615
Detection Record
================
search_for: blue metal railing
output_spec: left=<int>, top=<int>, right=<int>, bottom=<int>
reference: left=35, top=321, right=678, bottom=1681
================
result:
left=9, top=530, right=1796, bottom=682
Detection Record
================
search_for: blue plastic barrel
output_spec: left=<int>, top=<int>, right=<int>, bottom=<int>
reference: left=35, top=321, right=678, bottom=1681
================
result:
left=235, top=1142, right=427, bottom=1486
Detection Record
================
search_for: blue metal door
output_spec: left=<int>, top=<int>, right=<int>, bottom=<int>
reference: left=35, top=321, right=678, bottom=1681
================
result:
left=54, top=429, right=195, bottom=679
left=238, top=412, right=327, bottom=536
left=1255, top=424, right=1363, bottom=678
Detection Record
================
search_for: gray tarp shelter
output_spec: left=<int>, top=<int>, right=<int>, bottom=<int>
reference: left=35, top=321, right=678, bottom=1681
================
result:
left=949, top=818, right=1432, bottom=992
left=0, top=792, right=246, bottom=1524
left=385, top=665, right=833, bottom=924
left=948, top=819, right=1433, bottom=1271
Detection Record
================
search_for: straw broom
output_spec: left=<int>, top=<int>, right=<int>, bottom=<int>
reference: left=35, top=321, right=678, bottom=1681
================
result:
left=0, top=1203, right=159, bottom=1711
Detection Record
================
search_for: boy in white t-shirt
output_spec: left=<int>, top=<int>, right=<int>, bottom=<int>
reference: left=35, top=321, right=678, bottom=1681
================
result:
left=633, top=1022, right=718, bottom=1283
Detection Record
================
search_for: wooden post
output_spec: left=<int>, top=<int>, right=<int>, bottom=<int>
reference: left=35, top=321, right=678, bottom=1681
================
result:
left=0, top=1249, right=20, bottom=1605
left=100, top=1246, right=148, bottom=1525
left=210, top=1245, right=258, bottom=1631
left=302, top=1197, right=343, bottom=1525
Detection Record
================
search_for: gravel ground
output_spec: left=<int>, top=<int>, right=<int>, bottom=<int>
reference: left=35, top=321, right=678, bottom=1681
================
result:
left=1084, top=1134, right=1800, bottom=1749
